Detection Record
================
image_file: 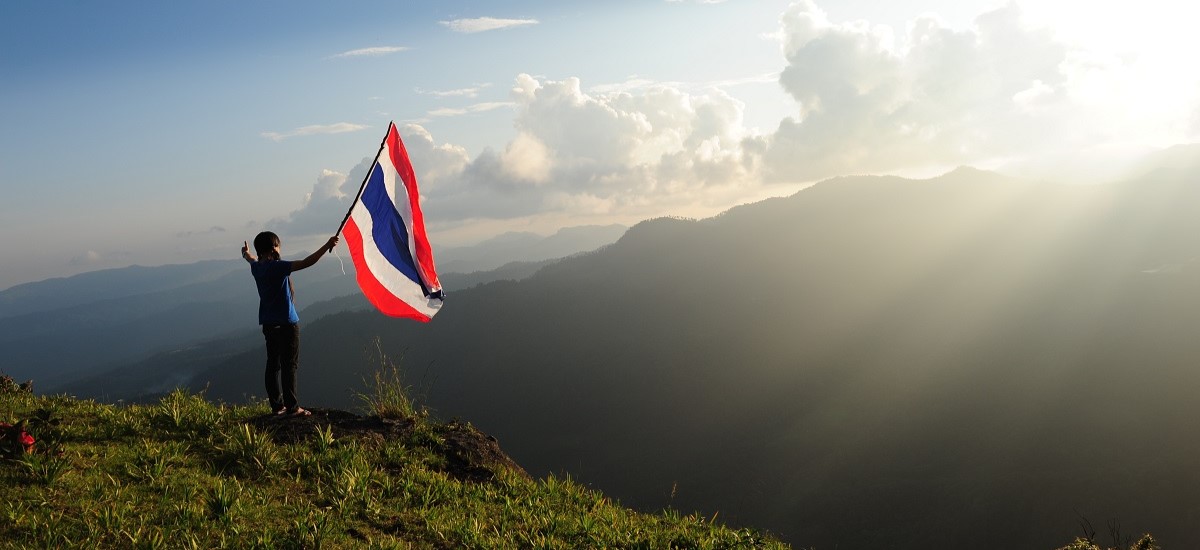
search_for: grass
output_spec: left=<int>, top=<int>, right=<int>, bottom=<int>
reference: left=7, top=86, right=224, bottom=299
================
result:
left=356, top=338, right=424, bottom=421
left=0, top=381, right=787, bottom=549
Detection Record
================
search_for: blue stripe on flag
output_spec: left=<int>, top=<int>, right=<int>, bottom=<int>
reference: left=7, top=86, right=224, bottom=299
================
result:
left=362, top=163, right=427, bottom=292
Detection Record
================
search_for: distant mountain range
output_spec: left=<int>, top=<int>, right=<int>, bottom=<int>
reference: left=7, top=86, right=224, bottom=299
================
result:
left=25, top=146, right=1200, bottom=548
left=0, top=224, right=625, bottom=389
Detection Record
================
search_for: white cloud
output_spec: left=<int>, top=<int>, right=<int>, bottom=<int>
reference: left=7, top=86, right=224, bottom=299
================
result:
left=327, top=46, right=409, bottom=59
left=758, top=1, right=1080, bottom=182
left=270, top=169, right=352, bottom=236
left=272, top=1, right=1198, bottom=243
left=416, top=84, right=492, bottom=98
left=440, top=17, right=539, bottom=33
left=427, top=102, right=515, bottom=118
left=395, top=123, right=472, bottom=184
left=588, top=72, right=779, bottom=96
left=261, top=123, right=370, bottom=142
left=416, top=73, right=761, bottom=223
left=68, top=250, right=102, bottom=266
left=270, top=124, right=479, bottom=238
left=499, top=133, right=552, bottom=184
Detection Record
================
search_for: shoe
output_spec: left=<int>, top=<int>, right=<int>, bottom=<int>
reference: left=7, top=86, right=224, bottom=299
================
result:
left=287, top=407, right=312, bottom=417
left=272, top=405, right=288, bottom=415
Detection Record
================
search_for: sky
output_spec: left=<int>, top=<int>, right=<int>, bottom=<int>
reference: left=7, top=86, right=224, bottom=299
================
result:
left=2, top=0, right=1198, bottom=290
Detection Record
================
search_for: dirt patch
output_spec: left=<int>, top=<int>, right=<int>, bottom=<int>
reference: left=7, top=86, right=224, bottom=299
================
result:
left=244, top=408, right=527, bottom=483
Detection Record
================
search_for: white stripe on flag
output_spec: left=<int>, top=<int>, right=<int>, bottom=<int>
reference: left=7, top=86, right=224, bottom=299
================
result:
left=378, top=148, right=430, bottom=290
left=349, top=199, right=442, bottom=318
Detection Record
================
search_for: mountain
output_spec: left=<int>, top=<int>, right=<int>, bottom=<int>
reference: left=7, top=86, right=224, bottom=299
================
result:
left=0, top=259, right=357, bottom=386
left=0, top=259, right=241, bottom=319
left=436, top=224, right=626, bottom=274
left=3, top=227, right=618, bottom=390
left=55, top=259, right=562, bottom=401
left=100, top=154, right=1200, bottom=549
left=44, top=146, right=1200, bottom=548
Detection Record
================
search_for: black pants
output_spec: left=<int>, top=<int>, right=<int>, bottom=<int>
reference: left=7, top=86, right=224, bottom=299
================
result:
left=262, top=323, right=300, bottom=409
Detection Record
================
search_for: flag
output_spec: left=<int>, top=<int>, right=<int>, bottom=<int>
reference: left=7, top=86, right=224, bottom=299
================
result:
left=342, top=122, right=444, bottom=321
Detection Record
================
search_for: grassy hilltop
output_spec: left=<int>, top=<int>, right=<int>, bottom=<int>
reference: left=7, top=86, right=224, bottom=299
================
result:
left=0, top=374, right=783, bottom=549
left=0, top=372, right=1168, bottom=550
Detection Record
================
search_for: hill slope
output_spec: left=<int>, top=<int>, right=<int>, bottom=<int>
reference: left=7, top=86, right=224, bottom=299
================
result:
left=0, top=383, right=783, bottom=548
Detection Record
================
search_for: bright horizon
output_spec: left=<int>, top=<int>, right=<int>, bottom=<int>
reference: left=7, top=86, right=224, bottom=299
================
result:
left=2, top=0, right=1198, bottom=291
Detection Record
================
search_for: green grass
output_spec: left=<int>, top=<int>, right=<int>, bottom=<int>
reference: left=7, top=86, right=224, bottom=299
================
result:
left=0, top=384, right=787, bottom=549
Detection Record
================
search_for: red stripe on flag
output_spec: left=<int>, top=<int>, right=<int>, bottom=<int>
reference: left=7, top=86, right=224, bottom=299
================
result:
left=344, top=216, right=432, bottom=322
left=386, top=123, right=441, bottom=290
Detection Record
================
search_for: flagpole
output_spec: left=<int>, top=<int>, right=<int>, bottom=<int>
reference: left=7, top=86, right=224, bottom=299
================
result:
left=335, top=122, right=394, bottom=237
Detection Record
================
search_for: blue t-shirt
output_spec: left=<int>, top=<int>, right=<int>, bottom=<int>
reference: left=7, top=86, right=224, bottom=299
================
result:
left=250, top=260, right=299, bottom=325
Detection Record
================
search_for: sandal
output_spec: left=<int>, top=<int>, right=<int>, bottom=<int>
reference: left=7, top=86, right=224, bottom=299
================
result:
left=287, top=407, right=312, bottom=417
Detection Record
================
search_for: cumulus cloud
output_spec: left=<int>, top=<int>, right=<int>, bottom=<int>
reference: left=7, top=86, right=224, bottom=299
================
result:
left=327, top=46, right=409, bottom=59
left=252, top=0, right=1200, bottom=252
left=261, top=123, right=370, bottom=142
left=269, top=169, right=353, bottom=236
left=761, top=0, right=1075, bottom=181
left=415, top=73, right=762, bottom=223
left=440, top=17, right=538, bottom=33
left=257, top=73, right=760, bottom=228
left=268, top=125, right=472, bottom=237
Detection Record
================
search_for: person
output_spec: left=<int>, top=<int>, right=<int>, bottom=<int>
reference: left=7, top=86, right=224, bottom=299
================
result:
left=241, top=232, right=339, bottom=416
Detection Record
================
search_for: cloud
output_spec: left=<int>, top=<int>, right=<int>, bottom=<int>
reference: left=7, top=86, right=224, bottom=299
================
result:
left=68, top=250, right=102, bottom=266
left=268, top=125, right=473, bottom=237
left=427, top=102, right=515, bottom=118
left=261, top=123, right=370, bottom=142
left=588, top=72, right=779, bottom=96
left=440, top=17, right=539, bottom=33
left=416, top=84, right=492, bottom=98
left=269, top=169, right=353, bottom=236
left=256, top=0, right=1200, bottom=251
left=327, top=46, right=409, bottom=59
left=289, top=73, right=758, bottom=226
left=761, top=1, right=1076, bottom=181
left=414, top=74, right=761, bottom=223
left=176, top=226, right=227, bottom=238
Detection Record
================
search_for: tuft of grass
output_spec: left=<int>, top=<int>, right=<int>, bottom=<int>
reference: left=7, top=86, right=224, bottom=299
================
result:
left=356, top=339, right=424, bottom=420
left=220, top=423, right=280, bottom=478
left=206, top=478, right=241, bottom=522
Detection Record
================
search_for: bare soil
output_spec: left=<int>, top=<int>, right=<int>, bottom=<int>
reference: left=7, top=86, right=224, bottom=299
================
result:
left=245, top=408, right=528, bottom=483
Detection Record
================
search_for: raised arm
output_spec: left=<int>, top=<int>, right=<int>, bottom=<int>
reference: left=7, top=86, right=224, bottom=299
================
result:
left=290, top=235, right=340, bottom=272
left=241, top=241, right=256, bottom=263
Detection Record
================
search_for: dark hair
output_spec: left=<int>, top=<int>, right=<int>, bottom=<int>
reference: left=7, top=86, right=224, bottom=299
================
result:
left=253, top=231, right=281, bottom=260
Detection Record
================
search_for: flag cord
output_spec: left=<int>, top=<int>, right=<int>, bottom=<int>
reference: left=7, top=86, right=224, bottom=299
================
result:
left=333, top=246, right=346, bottom=275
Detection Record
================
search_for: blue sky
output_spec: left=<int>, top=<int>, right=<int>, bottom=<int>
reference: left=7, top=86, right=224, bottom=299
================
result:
left=3, top=0, right=1198, bottom=289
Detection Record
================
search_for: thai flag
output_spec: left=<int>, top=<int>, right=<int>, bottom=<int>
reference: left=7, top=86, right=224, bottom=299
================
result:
left=343, top=122, right=444, bottom=321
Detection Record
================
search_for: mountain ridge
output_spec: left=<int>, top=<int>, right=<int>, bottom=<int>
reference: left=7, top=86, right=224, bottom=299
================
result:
left=39, top=151, right=1200, bottom=548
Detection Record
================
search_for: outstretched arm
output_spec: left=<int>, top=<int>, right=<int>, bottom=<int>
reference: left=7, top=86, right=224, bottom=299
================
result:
left=290, top=235, right=340, bottom=272
left=241, top=241, right=256, bottom=263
